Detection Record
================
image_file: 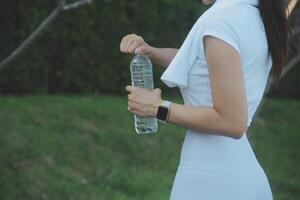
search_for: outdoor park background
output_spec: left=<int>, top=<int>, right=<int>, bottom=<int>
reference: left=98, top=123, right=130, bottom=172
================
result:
left=0, top=0, right=299, bottom=199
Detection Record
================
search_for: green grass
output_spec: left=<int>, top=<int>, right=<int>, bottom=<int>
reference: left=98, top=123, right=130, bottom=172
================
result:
left=0, top=95, right=299, bottom=200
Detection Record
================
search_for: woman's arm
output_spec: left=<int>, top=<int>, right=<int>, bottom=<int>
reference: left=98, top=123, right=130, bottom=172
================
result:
left=120, top=33, right=178, bottom=68
left=147, top=47, right=178, bottom=68
left=125, top=34, right=248, bottom=139
left=166, top=35, right=248, bottom=139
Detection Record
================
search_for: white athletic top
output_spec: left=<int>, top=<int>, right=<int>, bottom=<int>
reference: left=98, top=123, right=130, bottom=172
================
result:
left=160, top=0, right=272, bottom=180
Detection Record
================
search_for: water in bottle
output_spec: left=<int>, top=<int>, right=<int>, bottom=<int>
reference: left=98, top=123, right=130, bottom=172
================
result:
left=129, top=53, right=158, bottom=134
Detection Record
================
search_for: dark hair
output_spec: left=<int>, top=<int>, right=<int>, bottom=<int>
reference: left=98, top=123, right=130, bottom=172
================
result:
left=259, top=0, right=289, bottom=82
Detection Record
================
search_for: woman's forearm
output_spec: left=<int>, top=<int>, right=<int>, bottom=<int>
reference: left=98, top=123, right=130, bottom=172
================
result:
left=166, top=102, right=246, bottom=139
left=148, top=47, right=178, bottom=68
left=119, top=34, right=178, bottom=68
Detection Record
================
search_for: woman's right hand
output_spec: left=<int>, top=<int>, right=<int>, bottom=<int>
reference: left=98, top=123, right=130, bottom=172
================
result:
left=120, top=34, right=152, bottom=57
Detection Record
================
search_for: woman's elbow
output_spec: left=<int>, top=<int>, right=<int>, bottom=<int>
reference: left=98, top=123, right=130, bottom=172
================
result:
left=231, top=125, right=247, bottom=139
left=226, top=118, right=248, bottom=140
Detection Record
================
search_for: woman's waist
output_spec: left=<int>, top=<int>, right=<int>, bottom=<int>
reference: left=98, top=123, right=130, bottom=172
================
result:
left=177, top=161, right=267, bottom=184
left=179, top=130, right=265, bottom=180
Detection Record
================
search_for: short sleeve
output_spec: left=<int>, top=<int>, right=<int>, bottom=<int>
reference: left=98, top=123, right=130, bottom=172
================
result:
left=201, top=11, right=241, bottom=55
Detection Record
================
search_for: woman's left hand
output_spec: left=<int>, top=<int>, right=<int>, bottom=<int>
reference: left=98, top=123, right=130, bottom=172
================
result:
left=125, top=85, right=163, bottom=117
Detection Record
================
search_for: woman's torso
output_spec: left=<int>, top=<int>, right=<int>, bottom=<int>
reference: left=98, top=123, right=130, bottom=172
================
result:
left=166, top=0, right=273, bottom=182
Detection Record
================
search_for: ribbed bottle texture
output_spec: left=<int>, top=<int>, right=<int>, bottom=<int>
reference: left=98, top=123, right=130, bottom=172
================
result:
left=129, top=54, right=158, bottom=134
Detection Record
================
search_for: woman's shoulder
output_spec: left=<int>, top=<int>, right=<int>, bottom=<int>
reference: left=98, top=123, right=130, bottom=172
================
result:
left=202, top=2, right=258, bottom=25
left=197, top=3, right=259, bottom=57
left=200, top=3, right=260, bottom=36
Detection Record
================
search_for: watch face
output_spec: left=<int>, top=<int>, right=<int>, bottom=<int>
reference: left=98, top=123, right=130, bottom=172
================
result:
left=157, top=106, right=168, bottom=121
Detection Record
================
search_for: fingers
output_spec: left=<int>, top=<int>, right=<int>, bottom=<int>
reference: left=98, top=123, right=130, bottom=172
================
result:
left=125, top=85, right=133, bottom=92
left=128, top=100, right=138, bottom=112
left=124, top=40, right=134, bottom=53
left=120, top=34, right=133, bottom=53
left=120, top=34, right=145, bottom=54
left=126, top=85, right=159, bottom=95
left=126, top=86, right=141, bottom=102
left=125, top=85, right=140, bottom=93
left=135, top=46, right=149, bottom=55
left=127, top=93, right=135, bottom=102
left=128, top=42, right=140, bottom=54
left=120, top=35, right=128, bottom=52
left=127, top=101, right=145, bottom=116
left=128, top=100, right=136, bottom=109
left=126, top=86, right=139, bottom=113
left=126, top=86, right=161, bottom=118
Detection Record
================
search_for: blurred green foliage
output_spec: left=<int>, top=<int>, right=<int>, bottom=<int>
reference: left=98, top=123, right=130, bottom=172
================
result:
left=0, top=0, right=207, bottom=95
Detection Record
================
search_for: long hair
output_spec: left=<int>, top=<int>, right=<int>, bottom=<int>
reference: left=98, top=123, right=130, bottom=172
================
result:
left=259, top=0, right=289, bottom=83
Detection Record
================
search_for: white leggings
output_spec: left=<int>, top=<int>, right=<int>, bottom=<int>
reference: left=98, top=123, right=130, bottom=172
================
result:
left=170, top=165, right=273, bottom=200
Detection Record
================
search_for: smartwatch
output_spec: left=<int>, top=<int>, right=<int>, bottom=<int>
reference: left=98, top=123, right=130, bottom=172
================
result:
left=156, top=100, right=173, bottom=123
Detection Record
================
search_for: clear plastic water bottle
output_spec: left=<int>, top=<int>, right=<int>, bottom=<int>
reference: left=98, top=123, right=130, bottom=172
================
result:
left=129, top=53, right=158, bottom=134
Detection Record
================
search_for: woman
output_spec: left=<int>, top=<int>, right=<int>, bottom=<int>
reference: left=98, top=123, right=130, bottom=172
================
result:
left=120, top=0, right=289, bottom=199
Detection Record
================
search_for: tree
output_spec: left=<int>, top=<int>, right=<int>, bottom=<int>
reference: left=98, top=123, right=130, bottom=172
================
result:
left=0, top=0, right=93, bottom=70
